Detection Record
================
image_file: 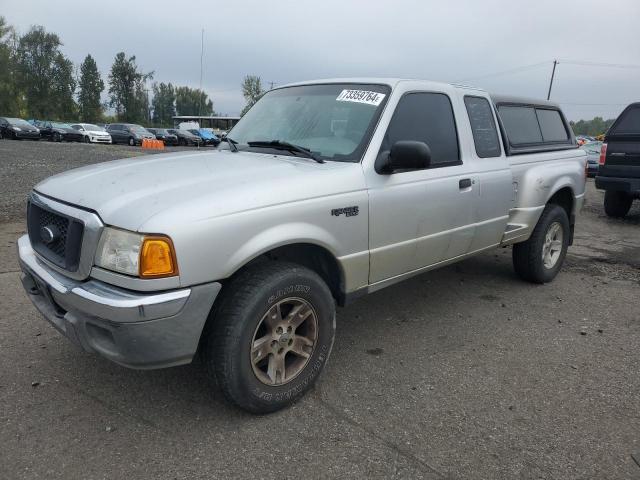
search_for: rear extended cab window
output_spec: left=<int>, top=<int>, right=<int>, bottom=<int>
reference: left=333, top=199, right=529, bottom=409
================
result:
left=494, top=100, right=575, bottom=155
left=464, top=96, right=501, bottom=158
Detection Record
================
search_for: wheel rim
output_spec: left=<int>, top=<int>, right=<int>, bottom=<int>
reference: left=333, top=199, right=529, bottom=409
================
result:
left=250, top=297, right=318, bottom=386
left=542, top=221, right=563, bottom=269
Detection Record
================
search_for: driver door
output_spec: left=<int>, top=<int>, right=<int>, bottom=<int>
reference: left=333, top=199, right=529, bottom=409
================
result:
left=366, top=91, right=476, bottom=284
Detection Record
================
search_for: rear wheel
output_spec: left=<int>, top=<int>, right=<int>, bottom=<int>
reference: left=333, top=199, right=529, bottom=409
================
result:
left=203, top=262, right=336, bottom=413
left=603, top=190, right=632, bottom=218
left=513, top=204, right=570, bottom=284
left=54, top=132, right=62, bottom=142
left=128, top=137, right=135, bottom=146
left=179, top=137, right=187, bottom=146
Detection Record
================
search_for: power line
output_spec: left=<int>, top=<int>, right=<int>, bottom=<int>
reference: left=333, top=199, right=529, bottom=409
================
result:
left=559, top=102, right=630, bottom=106
left=558, top=59, right=640, bottom=69
left=455, top=61, right=552, bottom=83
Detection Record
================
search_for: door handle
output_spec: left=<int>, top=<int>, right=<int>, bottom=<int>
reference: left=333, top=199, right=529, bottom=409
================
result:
left=459, top=178, right=472, bottom=189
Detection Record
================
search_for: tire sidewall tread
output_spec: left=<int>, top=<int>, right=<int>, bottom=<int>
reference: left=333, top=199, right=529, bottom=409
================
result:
left=513, top=204, right=570, bottom=284
left=204, top=262, right=335, bottom=413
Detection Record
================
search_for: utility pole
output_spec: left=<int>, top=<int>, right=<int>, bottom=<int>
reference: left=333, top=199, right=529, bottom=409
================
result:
left=547, top=60, right=557, bottom=101
left=199, top=28, right=204, bottom=116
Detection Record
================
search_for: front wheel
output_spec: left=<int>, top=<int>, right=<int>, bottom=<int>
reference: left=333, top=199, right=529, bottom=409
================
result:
left=83, top=135, right=90, bottom=143
left=512, top=204, right=570, bottom=284
left=128, top=137, right=135, bottom=146
left=203, top=262, right=336, bottom=413
left=603, top=190, right=632, bottom=218
left=54, top=133, right=62, bottom=142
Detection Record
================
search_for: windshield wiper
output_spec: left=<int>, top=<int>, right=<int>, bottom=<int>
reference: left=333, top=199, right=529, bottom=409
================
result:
left=222, top=136, right=238, bottom=152
left=247, top=140, right=325, bottom=163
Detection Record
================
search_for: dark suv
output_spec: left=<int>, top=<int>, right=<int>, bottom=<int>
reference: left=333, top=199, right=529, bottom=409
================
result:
left=596, top=103, right=640, bottom=218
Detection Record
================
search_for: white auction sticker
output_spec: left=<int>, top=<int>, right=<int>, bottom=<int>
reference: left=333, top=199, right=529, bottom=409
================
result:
left=336, top=89, right=385, bottom=106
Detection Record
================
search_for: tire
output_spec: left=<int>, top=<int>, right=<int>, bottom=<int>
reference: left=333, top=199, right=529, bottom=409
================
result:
left=203, top=262, right=336, bottom=413
left=54, top=133, right=62, bottom=142
left=128, top=137, right=135, bottom=146
left=83, top=135, right=90, bottom=143
left=512, top=204, right=570, bottom=284
left=179, top=138, right=187, bottom=146
left=603, top=190, right=632, bottom=218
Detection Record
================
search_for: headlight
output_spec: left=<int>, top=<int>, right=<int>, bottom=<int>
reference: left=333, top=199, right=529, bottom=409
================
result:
left=12, top=126, right=21, bottom=131
left=94, top=227, right=178, bottom=278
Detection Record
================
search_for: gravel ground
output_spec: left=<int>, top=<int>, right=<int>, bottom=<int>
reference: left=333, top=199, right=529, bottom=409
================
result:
left=0, top=139, right=196, bottom=223
left=0, top=141, right=639, bottom=479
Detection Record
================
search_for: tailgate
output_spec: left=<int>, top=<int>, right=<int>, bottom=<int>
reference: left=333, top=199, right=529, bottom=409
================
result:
left=602, top=139, right=640, bottom=178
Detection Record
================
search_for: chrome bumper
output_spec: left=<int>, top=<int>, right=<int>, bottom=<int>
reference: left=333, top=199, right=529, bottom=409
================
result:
left=18, top=235, right=221, bottom=369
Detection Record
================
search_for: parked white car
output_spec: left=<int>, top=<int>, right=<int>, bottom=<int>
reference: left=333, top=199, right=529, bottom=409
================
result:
left=71, top=123, right=112, bottom=144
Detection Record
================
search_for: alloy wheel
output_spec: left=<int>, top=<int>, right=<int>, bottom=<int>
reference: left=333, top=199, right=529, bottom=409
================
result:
left=542, top=221, right=563, bottom=269
left=250, top=298, right=318, bottom=386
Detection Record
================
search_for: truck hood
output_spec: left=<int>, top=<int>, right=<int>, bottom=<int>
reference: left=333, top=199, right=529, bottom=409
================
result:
left=34, top=150, right=365, bottom=231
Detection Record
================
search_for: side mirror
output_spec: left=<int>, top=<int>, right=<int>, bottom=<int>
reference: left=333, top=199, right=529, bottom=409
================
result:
left=375, top=140, right=431, bottom=174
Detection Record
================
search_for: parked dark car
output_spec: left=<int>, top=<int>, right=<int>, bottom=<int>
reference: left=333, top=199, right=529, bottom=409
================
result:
left=36, top=121, right=84, bottom=142
left=167, top=128, right=202, bottom=146
left=188, top=128, right=220, bottom=146
left=0, top=117, right=41, bottom=140
left=106, top=123, right=155, bottom=146
left=147, top=128, right=179, bottom=146
left=595, top=102, right=640, bottom=218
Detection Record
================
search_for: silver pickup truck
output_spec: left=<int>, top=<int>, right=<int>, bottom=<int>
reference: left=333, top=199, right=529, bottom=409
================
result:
left=18, top=79, right=586, bottom=413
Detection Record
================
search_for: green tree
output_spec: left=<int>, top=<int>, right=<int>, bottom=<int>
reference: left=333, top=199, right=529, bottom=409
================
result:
left=0, top=16, right=22, bottom=116
left=77, top=54, right=104, bottom=122
left=108, top=52, right=152, bottom=123
left=151, top=82, right=176, bottom=125
left=241, top=75, right=264, bottom=116
left=15, top=25, right=77, bottom=119
left=569, top=117, right=616, bottom=137
left=175, top=86, right=213, bottom=116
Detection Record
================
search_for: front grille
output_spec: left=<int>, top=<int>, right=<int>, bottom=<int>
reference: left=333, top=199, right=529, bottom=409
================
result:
left=27, top=201, right=84, bottom=271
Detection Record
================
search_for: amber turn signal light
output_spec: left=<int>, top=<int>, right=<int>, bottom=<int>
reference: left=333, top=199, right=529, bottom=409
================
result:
left=139, top=236, right=178, bottom=278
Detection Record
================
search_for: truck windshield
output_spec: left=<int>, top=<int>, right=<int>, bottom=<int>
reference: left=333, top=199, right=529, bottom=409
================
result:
left=228, top=83, right=390, bottom=162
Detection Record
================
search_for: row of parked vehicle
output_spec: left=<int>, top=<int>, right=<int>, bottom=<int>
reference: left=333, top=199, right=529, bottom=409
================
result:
left=0, top=117, right=221, bottom=147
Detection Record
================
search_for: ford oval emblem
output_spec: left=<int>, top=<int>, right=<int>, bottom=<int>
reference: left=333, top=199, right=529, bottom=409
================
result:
left=40, top=225, right=59, bottom=244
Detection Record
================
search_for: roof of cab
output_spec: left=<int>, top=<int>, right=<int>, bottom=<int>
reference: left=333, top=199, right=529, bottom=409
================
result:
left=277, top=77, right=488, bottom=93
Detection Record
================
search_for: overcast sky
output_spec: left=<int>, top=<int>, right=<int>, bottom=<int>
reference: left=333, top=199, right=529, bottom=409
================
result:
left=2, top=0, right=639, bottom=120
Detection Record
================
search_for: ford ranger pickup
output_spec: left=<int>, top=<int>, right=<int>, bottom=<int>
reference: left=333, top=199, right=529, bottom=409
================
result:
left=18, top=79, right=586, bottom=413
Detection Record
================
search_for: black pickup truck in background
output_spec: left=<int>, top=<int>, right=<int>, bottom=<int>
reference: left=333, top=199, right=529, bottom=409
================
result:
left=596, top=102, right=640, bottom=218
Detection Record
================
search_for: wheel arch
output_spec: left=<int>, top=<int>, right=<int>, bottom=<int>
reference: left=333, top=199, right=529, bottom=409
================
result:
left=546, top=184, right=575, bottom=244
left=229, top=241, right=347, bottom=306
left=547, top=185, right=574, bottom=218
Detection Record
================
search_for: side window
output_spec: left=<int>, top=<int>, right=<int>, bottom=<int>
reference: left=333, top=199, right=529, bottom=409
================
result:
left=497, top=106, right=542, bottom=145
left=464, top=96, right=501, bottom=158
left=383, top=92, right=460, bottom=167
left=536, top=109, right=568, bottom=142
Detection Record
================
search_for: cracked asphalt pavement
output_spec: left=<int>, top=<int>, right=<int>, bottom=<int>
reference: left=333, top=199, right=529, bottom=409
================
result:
left=1, top=141, right=639, bottom=479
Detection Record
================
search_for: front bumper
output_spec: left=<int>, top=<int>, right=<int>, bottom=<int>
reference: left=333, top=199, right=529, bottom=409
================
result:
left=595, top=176, right=640, bottom=195
left=18, top=235, right=221, bottom=369
left=16, top=131, right=41, bottom=139
left=90, top=135, right=112, bottom=143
